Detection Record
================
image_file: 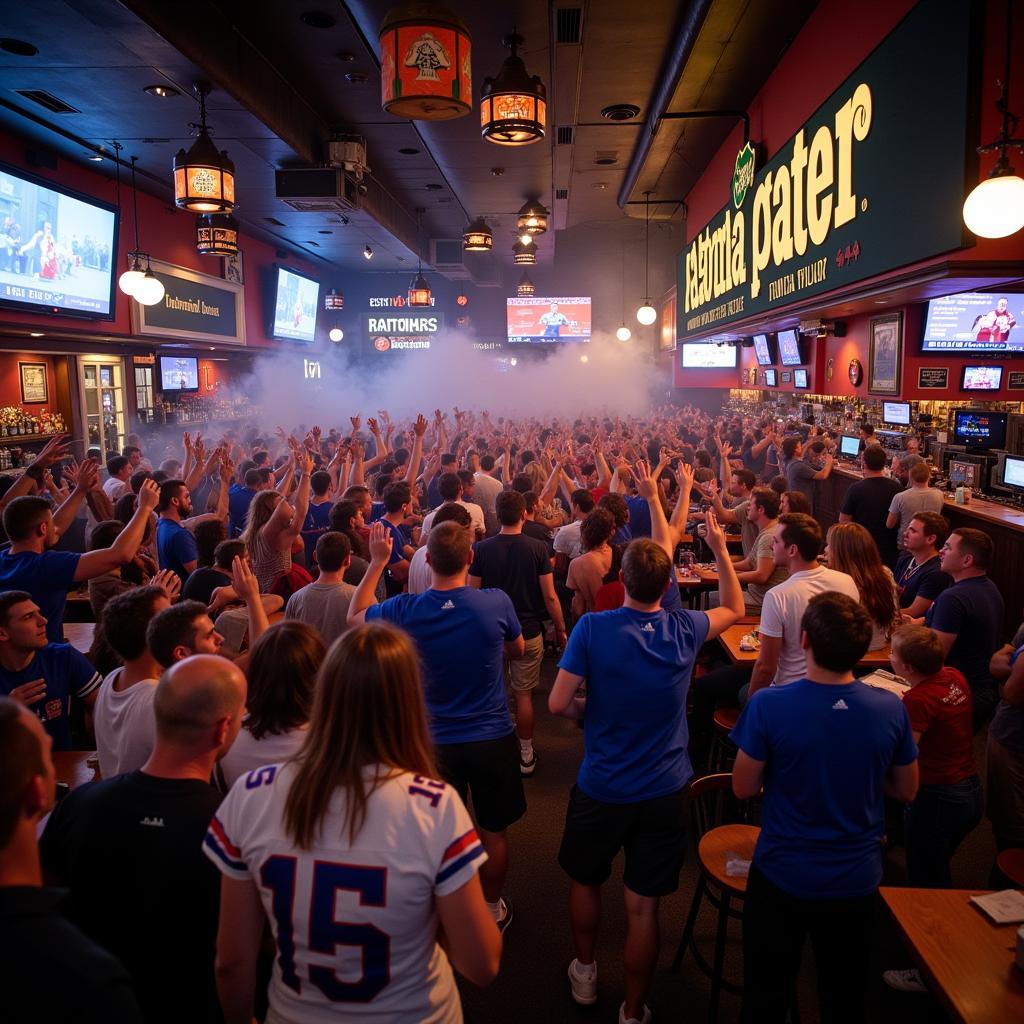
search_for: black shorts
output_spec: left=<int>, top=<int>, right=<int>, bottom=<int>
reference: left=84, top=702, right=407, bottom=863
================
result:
left=558, top=784, right=688, bottom=897
left=436, top=732, right=527, bottom=834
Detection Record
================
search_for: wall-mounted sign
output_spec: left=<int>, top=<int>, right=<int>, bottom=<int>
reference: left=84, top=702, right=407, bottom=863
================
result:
left=131, top=258, right=245, bottom=346
left=676, top=0, right=970, bottom=342
left=1007, top=370, right=1024, bottom=391
left=731, top=141, right=757, bottom=209
left=368, top=294, right=436, bottom=308
left=365, top=311, right=443, bottom=352
left=781, top=370, right=792, bottom=383
left=918, top=366, right=949, bottom=389
left=304, top=359, right=322, bottom=380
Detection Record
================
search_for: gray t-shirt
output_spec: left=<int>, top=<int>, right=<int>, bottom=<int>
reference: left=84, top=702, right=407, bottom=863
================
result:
left=728, top=498, right=760, bottom=558
left=785, top=456, right=818, bottom=505
left=888, top=486, right=945, bottom=549
left=285, top=580, right=356, bottom=647
left=744, top=522, right=789, bottom=608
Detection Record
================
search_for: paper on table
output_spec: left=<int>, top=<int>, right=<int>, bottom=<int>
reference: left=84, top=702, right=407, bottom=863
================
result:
left=970, top=889, right=1024, bottom=924
left=861, top=670, right=910, bottom=699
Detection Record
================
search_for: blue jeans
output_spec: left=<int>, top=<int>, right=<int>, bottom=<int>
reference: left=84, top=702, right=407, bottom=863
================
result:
left=904, top=775, right=983, bottom=888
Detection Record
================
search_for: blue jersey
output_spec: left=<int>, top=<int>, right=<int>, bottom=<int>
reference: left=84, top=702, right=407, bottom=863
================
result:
left=366, top=587, right=521, bottom=744
left=156, top=518, right=198, bottom=582
left=378, top=519, right=410, bottom=566
left=0, top=643, right=101, bottom=750
left=0, top=549, right=81, bottom=645
left=301, top=500, right=334, bottom=568
left=730, top=678, right=917, bottom=899
left=559, top=606, right=709, bottom=803
left=624, top=496, right=653, bottom=539
left=227, top=484, right=257, bottom=537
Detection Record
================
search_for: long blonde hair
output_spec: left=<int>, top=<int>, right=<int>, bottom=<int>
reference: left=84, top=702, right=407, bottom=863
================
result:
left=240, top=490, right=280, bottom=558
left=826, top=522, right=900, bottom=639
left=283, top=623, right=437, bottom=848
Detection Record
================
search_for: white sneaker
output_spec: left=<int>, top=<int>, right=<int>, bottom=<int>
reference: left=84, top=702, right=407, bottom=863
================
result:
left=618, top=1002, right=652, bottom=1024
left=882, top=968, right=928, bottom=994
left=567, top=958, right=597, bottom=1005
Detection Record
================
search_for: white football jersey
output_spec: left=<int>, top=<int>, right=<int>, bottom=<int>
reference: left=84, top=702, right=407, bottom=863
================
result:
left=204, top=762, right=486, bottom=1023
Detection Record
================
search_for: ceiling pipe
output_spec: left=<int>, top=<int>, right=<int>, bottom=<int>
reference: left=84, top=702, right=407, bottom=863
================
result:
left=616, top=0, right=714, bottom=210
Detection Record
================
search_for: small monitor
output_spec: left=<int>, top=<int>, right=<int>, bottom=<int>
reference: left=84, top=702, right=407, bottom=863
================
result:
left=763, top=368, right=777, bottom=387
left=680, top=342, right=737, bottom=368
left=778, top=328, right=802, bottom=366
left=948, top=459, right=981, bottom=489
left=753, top=333, right=773, bottom=366
left=883, top=401, right=911, bottom=426
left=793, top=368, right=809, bottom=389
left=952, top=409, right=1008, bottom=449
left=158, top=355, right=199, bottom=393
left=1003, top=454, right=1024, bottom=490
left=840, top=434, right=861, bottom=457
left=961, top=365, right=1003, bottom=391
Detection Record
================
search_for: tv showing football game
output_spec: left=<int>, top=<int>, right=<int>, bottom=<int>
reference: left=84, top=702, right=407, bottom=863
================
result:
left=271, top=266, right=320, bottom=342
left=922, top=290, right=1024, bottom=352
left=883, top=401, right=912, bottom=426
left=506, top=297, right=592, bottom=343
left=961, top=365, right=1003, bottom=391
left=753, top=333, right=774, bottom=366
left=0, top=163, right=118, bottom=319
left=681, top=342, right=737, bottom=368
left=778, top=328, right=803, bottom=366
left=158, top=355, right=199, bottom=392
left=952, top=409, right=1008, bottom=449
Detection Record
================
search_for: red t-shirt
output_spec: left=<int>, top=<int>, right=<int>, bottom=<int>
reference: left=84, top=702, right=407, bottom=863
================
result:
left=901, top=667, right=977, bottom=786
left=590, top=486, right=609, bottom=503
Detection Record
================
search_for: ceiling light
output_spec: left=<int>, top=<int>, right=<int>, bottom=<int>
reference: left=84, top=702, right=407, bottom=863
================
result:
left=135, top=259, right=166, bottom=306
left=0, top=38, right=38, bottom=57
left=324, top=288, right=344, bottom=311
left=516, top=199, right=549, bottom=236
left=363, top=244, right=374, bottom=260
left=636, top=192, right=656, bottom=326
left=513, top=238, right=536, bottom=265
left=601, top=103, right=641, bottom=121
left=408, top=208, right=432, bottom=306
left=616, top=325, right=632, bottom=342
left=173, top=82, right=235, bottom=213
left=87, top=153, right=104, bottom=162
left=398, top=147, right=420, bottom=155
left=463, top=216, right=493, bottom=251
left=481, top=33, right=546, bottom=146
left=118, top=153, right=150, bottom=300
left=518, top=232, right=532, bottom=246
left=636, top=302, right=657, bottom=326
left=379, top=4, right=472, bottom=120
left=30, top=332, right=44, bottom=338
left=509, top=357, right=517, bottom=367
left=195, top=213, right=239, bottom=256
left=144, top=84, right=180, bottom=98
left=119, top=255, right=145, bottom=298
left=517, top=272, right=535, bottom=297
left=329, top=327, right=344, bottom=343
left=580, top=354, right=589, bottom=364
left=317, top=229, right=333, bottom=234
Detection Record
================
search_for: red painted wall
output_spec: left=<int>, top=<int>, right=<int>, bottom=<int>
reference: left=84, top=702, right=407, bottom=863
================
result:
left=0, top=351, right=58, bottom=408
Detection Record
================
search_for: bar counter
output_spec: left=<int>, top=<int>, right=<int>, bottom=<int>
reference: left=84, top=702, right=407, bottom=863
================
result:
left=815, top=466, right=1023, bottom=637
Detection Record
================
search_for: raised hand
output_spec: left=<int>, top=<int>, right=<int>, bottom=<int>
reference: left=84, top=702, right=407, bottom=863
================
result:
left=675, top=461, right=695, bottom=491
left=183, top=431, right=192, bottom=453
left=231, top=555, right=260, bottom=603
left=703, top=509, right=728, bottom=556
left=151, top=568, right=182, bottom=601
left=75, top=458, right=100, bottom=494
left=350, top=415, right=361, bottom=432
left=414, top=414, right=428, bottom=437
left=137, top=477, right=160, bottom=512
left=368, top=520, right=393, bottom=565
left=633, top=460, right=659, bottom=501
left=367, top=417, right=380, bottom=435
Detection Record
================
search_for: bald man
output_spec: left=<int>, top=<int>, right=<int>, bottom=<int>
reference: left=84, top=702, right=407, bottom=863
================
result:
left=0, top=698, right=143, bottom=1022
left=41, top=656, right=246, bottom=1024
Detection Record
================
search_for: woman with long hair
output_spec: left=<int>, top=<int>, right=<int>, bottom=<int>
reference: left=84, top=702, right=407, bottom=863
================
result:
left=566, top=507, right=618, bottom=617
left=218, top=620, right=325, bottom=789
left=240, top=450, right=312, bottom=593
left=825, top=522, right=901, bottom=650
left=206, top=623, right=501, bottom=1022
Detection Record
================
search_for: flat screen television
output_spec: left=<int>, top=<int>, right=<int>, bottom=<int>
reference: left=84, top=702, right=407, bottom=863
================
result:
left=793, top=368, right=809, bottom=388
left=1003, top=454, right=1024, bottom=490
left=270, top=265, right=320, bottom=342
left=948, top=458, right=983, bottom=489
left=506, top=296, right=591, bottom=343
left=778, top=328, right=803, bottom=366
left=680, top=342, right=737, bottom=368
left=839, top=434, right=861, bottom=457
left=883, top=401, right=912, bottom=426
left=952, top=409, right=1008, bottom=449
left=921, top=290, right=1024, bottom=353
left=158, top=355, right=199, bottom=392
left=763, top=368, right=777, bottom=386
left=0, top=162, right=118, bottom=319
left=753, top=333, right=774, bottom=366
left=961, top=365, right=1003, bottom=391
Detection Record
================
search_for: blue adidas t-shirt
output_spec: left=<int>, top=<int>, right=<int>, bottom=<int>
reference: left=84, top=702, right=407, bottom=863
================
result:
left=156, top=518, right=198, bottom=582
left=366, top=587, right=521, bottom=744
left=624, top=495, right=653, bottom=539
left=0, top=643, right=101, bottom=750
left=228, top=484, right=256, bottom=537
left=559, top=606, right=709, bottom=804
left=730, top=678, right=918, bottom=899
left=301, top=500, right=334, bottom=568
left=377, top=519, right=410, bottom=566
left=0, top=549, right=81, bottom=645
left=370, top=501, right=387, bottom=522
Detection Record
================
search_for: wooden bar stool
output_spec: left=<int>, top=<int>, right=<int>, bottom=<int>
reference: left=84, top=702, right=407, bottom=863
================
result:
left=708, top=707, right=740, bottom=773
left=995, top=847, right=1024, bottom=887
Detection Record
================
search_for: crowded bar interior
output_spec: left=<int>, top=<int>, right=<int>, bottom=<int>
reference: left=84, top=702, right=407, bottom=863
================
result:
left=0, top=0, right=1023, bottom=1021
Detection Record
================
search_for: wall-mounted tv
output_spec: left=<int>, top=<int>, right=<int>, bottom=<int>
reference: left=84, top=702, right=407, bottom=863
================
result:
left=158, top=355, right=199, bottom=393
left=1003, top=454, right=1024, bottom=490
left=763, top=368, right=777, bottom=386
left=753, top=333, right=774, bottom=366
left=270, top=265, right=320, bottom=342
left=961, top=365, right=1003, bottom=391
left=793, top=368, right=809, bottom=389
left=778, top=328, right=803, bottom=366
left=0, top=163, right=118, bottom=319
left=506, top=296, right=591, bottom=342
left=883, top=401, right=911, bottom=426
left=681, top=342, right=737, bottom=368
left=922, top=290, right=1023, bottom=353
left=952, top=409, right=1008, bottom=449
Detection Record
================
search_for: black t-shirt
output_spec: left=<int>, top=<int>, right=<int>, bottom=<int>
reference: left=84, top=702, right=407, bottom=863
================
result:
left=40, top=772, right=224, bottom=1024
left=0, top=885, right=143, bottom=1024
left=840, top=476, right=903, bottom=565
left=894, top=552, right=951, bottom=609
left=523, top=517, right=555, bottom=555
left=181, top=566, right=229, bottom=605
left=470, top=533, right=552, bottom=639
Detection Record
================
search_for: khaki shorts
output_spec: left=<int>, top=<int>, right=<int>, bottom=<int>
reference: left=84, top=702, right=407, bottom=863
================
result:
left=506, top=631, right=545, bottom=691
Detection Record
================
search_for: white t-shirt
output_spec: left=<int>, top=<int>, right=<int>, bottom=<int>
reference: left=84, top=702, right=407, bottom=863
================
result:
left=219, top=725, right=307, bottom=790
left=472, top=472, right=503, bottom=513
left=758, top=566, right=860, bottom=685
left=204, top=763, right=486, bottom=1024
left=93, top=669, right=157, bottom=778
left=553, top=520, right=583, bottom=560
left=407, top=546, right=431, bottom=595
left=103, top=476, right=131, bottom=504
left=421, top=500, right=485, bottom=539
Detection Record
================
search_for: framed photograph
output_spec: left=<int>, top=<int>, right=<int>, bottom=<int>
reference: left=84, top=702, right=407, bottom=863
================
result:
left=918, top=366, right=949, bottom=389
left=868, top=312, right=903, bottom=395
left=780, top=370, right=792, bottom=383
left=19, top=362, right=48, bottom=404
left=1008, top=371, right=1024, bottom=390
left=222, top=250, right=244, bottom=285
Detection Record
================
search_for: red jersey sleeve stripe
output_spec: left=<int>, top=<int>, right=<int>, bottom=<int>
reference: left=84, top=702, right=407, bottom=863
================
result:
left=441, top=828, right=480, bottom=865
left=209, top=815, right=243, bottom=858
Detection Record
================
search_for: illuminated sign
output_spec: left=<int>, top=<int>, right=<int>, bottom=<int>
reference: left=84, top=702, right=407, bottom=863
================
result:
left=304, top=359, right=322, bottom=379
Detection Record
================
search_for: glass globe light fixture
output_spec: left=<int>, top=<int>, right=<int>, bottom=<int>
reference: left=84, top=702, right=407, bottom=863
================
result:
left=134, top=263, right=166, bottom=306
left=616, top=324, right=632, bottom=342
left=963, top=159, right=1024, bottom=238
left=636, top=301, right=657, bottom=326
left=329, top=327, right=344, bottom=343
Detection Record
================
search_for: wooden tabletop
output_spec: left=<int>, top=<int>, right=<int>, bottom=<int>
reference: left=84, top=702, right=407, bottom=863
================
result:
left=63, top=621, right=95, bottom=655
left=53, top=750, right=99, bottom=791
left=881, top=887, right=1024, bottom=1023
left=718, top=622, right=892, bottom=668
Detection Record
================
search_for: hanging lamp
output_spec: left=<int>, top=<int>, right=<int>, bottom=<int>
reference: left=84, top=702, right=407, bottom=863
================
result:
left=616, top=240, right=632, bottom=341
left=636, top=192, right=656, bottom=325
left=463, top=216, right=493, bottom=251
left=118, top=155, right=164, bottom=306
left=173, top=82, right=236, bottom=213
left=195, top=213, right=239, bottom=256
left=516, top=198, right=549, bottom=236
left=512, top=237, right=536, bottom=265
left=408, top=208, right=432, bottom=306
left=112, top=142, right=143, bottom=299
left=480, top=33, right=546, bottom=146
left=516, top=272, right=535, bottom=296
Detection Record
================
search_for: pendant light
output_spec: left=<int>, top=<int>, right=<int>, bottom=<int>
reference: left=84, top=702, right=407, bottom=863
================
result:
left=463, top=216, right=493, bottom=251
left=636, top=192, right=656, bottom=325
left=135, top=256, right=166, bottom=307
left=480, top=33, right=546, bottom=146
left=195, top=213, right=239, bottom=256
left=112, top=142, right=143, bottom=299
left=516, top=199, right=549, bottom=236
left=324, top=288, right=344, bottom=311
left=118, top=155, right=164, bottom=305
left=408, top=208, right=432, bottom=307
left=516, top=272, right=534, bottom=296
left=513, top=237, right=536, bottom=265
left=616, top=240, right=632, bottom=341
left=962, top=0, right=1024, bottom=238
left=173, top=82, right=236, bottom=213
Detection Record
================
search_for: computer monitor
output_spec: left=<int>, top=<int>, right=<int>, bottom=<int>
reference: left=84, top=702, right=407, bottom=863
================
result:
left=947, top=458, right=982, bottom=489
left=839, top=434, right=861, bottom=458
left=883, top=401, right=911, bottom=426
left=1003, top=454, right=1024, bottom=491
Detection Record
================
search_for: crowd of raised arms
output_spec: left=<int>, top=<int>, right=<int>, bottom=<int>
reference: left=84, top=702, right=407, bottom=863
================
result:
left=0, top=401, right=1021, bottom=1024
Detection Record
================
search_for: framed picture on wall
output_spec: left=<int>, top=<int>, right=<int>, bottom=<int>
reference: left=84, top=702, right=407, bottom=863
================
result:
left=868, top=312, right=903, bottom=395
left=222, top=250, right=244, bottom=285
left=19, top=362, right=48, bottom=404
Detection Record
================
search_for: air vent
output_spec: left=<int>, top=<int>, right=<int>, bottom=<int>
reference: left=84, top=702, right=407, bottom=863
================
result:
left=556, top=126, right=574, bottom=145
left=555, top=188, right=568, bottom=200
left=594, top=151, right=618, bottom=166
left=15, top=89, right=79, bottom=114
left=556, top=7, right=583, bottom=44
left=265, top=217, right=286, bottom=227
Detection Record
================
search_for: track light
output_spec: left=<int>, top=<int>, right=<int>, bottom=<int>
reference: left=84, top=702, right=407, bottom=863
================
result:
left=363, top=245, right=374, bottom=260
